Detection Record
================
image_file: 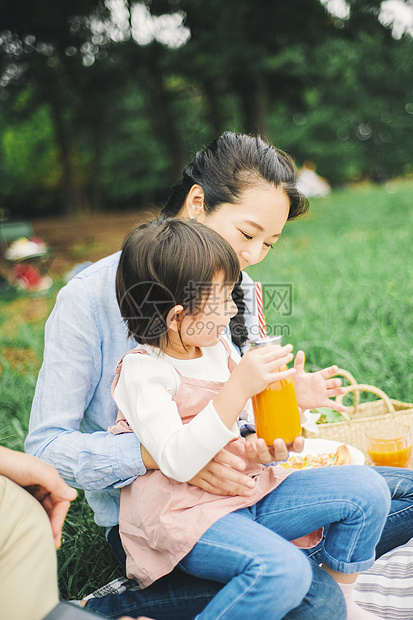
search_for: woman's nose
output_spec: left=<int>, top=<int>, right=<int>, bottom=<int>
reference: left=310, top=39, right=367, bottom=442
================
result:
left=240, top=244, right=263, bottom=267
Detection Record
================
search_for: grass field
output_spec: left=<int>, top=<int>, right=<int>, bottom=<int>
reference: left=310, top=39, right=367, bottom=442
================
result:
left=0, top=180, right=412, bottom=600
left=247, top=180, right=413, bottom=399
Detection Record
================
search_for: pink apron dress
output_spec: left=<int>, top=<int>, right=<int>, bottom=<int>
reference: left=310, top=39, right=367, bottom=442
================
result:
left=110, top=339, right=322, bottom=588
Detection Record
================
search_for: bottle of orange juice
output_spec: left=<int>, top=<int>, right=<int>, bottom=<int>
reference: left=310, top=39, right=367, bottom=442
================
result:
left=248, top=336, right=301, bottom=445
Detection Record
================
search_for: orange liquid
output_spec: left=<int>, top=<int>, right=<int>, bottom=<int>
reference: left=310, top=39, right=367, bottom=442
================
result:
left=368, top=445, right=412, bottom=467
left=252, top=375, right=302, bottom=445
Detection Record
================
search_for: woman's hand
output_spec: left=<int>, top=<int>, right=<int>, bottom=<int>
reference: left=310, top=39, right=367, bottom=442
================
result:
left=188, top=447, right=257, bottom=496
left=244, top=433, right=305, bottom=463
left=0, top=447, right=77, bottom=549
left=143, top=442, right=257, bottom=497
left=293, top=351, right=347, bottom=414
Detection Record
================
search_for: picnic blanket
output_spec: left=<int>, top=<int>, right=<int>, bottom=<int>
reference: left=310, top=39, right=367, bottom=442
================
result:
left=354, top=537, right=413, bottom=619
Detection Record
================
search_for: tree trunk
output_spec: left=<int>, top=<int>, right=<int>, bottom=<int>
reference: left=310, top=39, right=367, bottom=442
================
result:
left=142, top=66, right=184, bottom=183
left=233, top=70, right=268, bottom=138
left=89, top=110, right=103, bottom=213
left=203, top=79, right=225, bottom=137
left=50, top=98, right=90, bottom=215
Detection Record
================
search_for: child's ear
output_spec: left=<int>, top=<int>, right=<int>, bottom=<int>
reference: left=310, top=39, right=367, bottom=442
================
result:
left=166, top=305, right=184, bottom=331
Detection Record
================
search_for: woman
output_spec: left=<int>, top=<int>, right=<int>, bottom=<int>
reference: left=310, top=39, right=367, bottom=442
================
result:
left=26, top=132, right=413, bottom=619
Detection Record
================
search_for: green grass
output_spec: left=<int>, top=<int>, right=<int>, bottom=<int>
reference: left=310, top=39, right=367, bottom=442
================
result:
left=246, top=180, right=413, bottom=402
left=0, top=286, right=123, bottom=599
left=0, top=181, right=412, bottom=599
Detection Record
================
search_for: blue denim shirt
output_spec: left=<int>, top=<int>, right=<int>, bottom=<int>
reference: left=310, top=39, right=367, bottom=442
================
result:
left=25, top=252, right=258, bottom=529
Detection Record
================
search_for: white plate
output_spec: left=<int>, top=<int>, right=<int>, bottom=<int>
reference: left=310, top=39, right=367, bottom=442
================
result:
left=291, top=438, right=365, bottom=465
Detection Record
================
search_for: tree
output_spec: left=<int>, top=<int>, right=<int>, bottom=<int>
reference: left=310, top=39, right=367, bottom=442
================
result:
left=1, top=0, right=412, bottom=214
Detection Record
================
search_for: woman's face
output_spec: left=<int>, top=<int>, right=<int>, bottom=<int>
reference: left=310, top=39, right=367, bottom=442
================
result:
left=198, top=184, right=290, bottom=270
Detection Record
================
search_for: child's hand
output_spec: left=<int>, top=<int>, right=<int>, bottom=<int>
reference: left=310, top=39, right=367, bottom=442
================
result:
left=293, top=351, right=347, bottom=414
left=231, top=343, right=296, bottom=400
left=245, top=433, right=305, bottom=463
left=213, top=343, right=295, bottom=433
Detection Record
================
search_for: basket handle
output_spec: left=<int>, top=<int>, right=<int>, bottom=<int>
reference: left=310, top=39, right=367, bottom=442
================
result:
left=336, top=383, right=395, bottom=417
left=334, top=368, right=358, bottom=385
left=333, top=368, right=359, bottom=410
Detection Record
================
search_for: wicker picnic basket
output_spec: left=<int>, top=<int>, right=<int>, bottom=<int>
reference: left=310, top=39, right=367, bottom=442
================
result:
left=303, top=369, right=413, bottom=467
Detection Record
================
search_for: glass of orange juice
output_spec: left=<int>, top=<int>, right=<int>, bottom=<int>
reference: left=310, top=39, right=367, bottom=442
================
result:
left=248, top=336, right=302, bottom=445
left=366, top=421, right=412, bottom=468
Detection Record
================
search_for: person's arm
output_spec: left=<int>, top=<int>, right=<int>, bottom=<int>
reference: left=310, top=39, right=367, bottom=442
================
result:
left=115, top=343, right=295, bottom=483
left=0, top=447, right=77, bottom=548
left=25, top=273, right=146, bottom=490
left=113, top=354, right=239, bottom=483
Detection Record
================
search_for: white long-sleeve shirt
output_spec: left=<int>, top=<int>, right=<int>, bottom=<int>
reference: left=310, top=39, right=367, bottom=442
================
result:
left=26, top=249, right=258, bottom=527
left=113, top=339, right=254, bottom=482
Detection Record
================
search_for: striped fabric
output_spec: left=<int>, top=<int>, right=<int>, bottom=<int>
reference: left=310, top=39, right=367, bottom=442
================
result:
left=82, top=576, right=140, bottom=602
left=354, top=538, right=413, bottom=619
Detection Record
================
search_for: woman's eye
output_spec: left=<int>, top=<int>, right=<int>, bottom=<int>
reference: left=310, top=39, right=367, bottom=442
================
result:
left=240, top=231, right=253, bottom=240
left=264, top=243, right=274, bottom=250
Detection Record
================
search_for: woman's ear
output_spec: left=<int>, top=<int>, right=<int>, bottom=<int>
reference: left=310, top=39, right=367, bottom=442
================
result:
left=166, top=305, right=184, bottom=331
left=181, top=184, right=205, bottom=220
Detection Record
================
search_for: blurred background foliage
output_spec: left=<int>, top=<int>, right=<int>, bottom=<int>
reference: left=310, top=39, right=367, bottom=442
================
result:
left=0, top=0, right=413, bottom=218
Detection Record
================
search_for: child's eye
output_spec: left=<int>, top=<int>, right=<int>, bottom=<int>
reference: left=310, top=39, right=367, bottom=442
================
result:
left=264, top=242, right=274, bottom=249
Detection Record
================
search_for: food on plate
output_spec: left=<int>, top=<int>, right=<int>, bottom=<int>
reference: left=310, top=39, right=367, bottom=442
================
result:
left=278, top=444, right=351, bottom=469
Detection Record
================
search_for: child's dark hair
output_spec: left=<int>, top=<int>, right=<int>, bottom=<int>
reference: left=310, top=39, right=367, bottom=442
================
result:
left=116, top=217, right=240, bottom=350
left=161, top=132, right=308, bottom=352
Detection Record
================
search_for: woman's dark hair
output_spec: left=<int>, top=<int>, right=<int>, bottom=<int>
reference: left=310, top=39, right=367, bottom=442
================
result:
left=162, top=132, right=308, bottom=352
left=162, top=132, right=308, bottom=221
left=116, top=217, right=240, bottom=350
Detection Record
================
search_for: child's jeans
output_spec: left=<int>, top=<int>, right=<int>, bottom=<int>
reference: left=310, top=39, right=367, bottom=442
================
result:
left=178, top=465, right=391, bottom=620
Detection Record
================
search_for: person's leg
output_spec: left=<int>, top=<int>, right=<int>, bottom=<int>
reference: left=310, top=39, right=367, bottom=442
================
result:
left=0, top=475, right=59, bottom=620
left=253, top=466, right=390, bottom=574
left=90, top=522, right=344, bottom=620
left=283, top=559, right=347, bottom=620
left=348, top=467, right=413, bottom=619
left=107, top=524, right=127, bottom=566
left=86, top=525, right=222, bottom=619
left=85, top=568, right=222, bottom=620
left=373, top=466, right=413, bottom=557
left=304, top=465, right=413, bottom=566
left=178, top=508, right=313, bottom=620
left=253, top=466, right=390, bottom=620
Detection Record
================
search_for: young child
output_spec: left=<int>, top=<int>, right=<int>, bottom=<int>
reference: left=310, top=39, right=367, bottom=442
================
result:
left=111, top=217, right=390, bottom=620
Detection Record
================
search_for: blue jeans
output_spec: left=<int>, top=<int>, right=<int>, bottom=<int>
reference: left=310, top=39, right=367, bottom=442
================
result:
left=87, top=465, right=413, bottom=619
left=177, top=466, right=390, bottom=619
left=306, top=466, right=413, bottom=564
left=85, top=560, right=345, bottom=619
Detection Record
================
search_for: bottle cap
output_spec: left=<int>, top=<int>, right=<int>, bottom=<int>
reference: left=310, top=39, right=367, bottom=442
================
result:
left=247, top=335, right=282, bottom=349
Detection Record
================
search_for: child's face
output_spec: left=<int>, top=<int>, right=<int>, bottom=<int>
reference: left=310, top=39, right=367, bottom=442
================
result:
left=180, top=274, right=238, bottom=348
